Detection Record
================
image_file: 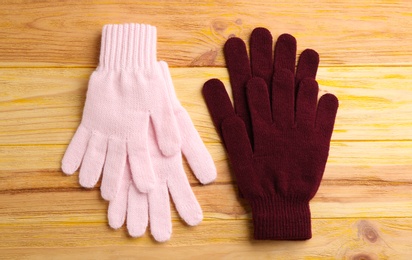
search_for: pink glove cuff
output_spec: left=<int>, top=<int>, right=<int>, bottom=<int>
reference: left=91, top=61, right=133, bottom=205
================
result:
left=99, top=23, right=157, bottom=69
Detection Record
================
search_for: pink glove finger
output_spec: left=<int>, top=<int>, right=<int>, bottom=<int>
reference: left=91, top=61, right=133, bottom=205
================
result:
left=128, top=113, right=155, bottom=193
left=159, top=61, right=216, bottom=184
left=167, top=158, right=203, bottom=227
left=177, top=109, right=216, bottom=184
left=108, top=162, right=131, bottom=229
left=101, top=138, right=127, bottom=200
left=150, top=107, right=181, bottom=157
left=127, top=184, right=149, bottom=238
left=150, top=62, right=181, bottom=157
left=148, top=183, right=172, bottom=242
left=78, top=132, right=107, bottom=188
left=61, top=125, right=91, bottom=175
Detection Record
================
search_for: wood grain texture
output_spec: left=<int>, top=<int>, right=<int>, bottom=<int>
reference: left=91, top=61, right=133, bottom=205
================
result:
left=1, top=211, right=412, bottom=258
left=1, top=0, right=412, bottom=259
left=1, top=67, right=412, bottom=145
left=0, top=0, right=412, bottom=67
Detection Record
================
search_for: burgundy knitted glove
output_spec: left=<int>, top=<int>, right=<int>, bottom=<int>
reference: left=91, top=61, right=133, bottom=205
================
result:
left=203, top=28, right=338, bottom=240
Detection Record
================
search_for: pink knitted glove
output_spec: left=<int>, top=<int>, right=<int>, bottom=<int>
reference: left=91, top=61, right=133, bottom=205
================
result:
left=62, top=24, right=180, bottom=200
left=108, top=61, right=217, bottom=242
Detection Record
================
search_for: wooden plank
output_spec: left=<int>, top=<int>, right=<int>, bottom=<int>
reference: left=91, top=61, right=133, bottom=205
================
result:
left=0, top=140, right=411, bottom=192
left=0, top=138, right=412, bottom=218
left=1, top=180, right=412, bottom=220
left=0, top=211, right=411, bottom=259
left=1, top=67, right=412, bottom=145
left=0, top=236, right=410, bottom=260
left=1, top=1, right=410, bottom=259
left=0, top=1, right=412, bottom=67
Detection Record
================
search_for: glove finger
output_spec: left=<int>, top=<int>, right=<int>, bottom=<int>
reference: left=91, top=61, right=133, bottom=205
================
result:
left=221, top=116, right=255, bottom=195
left=127, top=183, right=149, bottom=238
left=273, top=33, right=297, bottom=75
left=108, top=161, right=131, bottom=229
left=61, top=125, right=91, bottom=175
left=150, top=76, right=181, bottom=157
left=296, top=78, right=319, bottom=129
left=159, top=61, right=217, bottom=184
left=246, top=77, right=272, bottom=125
left=295, top=49, right=319, bottom=87
left=202, top=79, right=236, bottom=138
left=176, top=108, right=217, bottom=184
left=316, top=93, right=339, bottom=140
left=100, top=138, right=127, bottom=200
left=148, top=183, right=172, bottom=242
left=272, top=69, right=295, bottom=129
left=151, top=114, right=181, bottom=157
left=250, top=27, right=274, bottom=90
left=167, top=157, right=203, bottom=226
left=272, top=34, right=297, bottom=129
left=78, top=132, right=107, bottom=188
left=224, top=37, right=252, bottom=122
left=128, top=113, right=155, bottom=193
left=158, top=61, right=180, bottom=109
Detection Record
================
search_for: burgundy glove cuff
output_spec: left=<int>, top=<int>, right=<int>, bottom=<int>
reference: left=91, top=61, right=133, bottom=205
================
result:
left=249, top=197, right=312, bottom=240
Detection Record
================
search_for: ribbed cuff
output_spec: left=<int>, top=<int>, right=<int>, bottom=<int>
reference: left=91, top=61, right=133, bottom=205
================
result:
left=249, top=197, right=312, bottom=240
left=99, top=23, right=157, bottom=69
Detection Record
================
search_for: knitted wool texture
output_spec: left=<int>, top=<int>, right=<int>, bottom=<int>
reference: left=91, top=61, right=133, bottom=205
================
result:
left=203, top=28, right=338, bottom=240
left=62, top=24, right=181, bottom=200
left=108, top=61, right=217, bottom=242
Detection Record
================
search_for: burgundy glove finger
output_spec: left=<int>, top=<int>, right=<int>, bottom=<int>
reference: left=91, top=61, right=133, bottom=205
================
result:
left=271, top=33, right=298, bottom=128
left=295, top=49, right=319, bottom=88
left=246, top=77, right=272, bottom=126
left=202, top=79, right=236, bottom=139
left=224, top=37, right=252, bottom=126
left=250, top=28, right=274, bottom=91
left=273, top=34, right=297, bottom=76
left=296, top=78, right=319, bottom=129
left=316, top=93, right=339, bottom=139
left=272, top=68, right=295, bottom=129
left=221, top=116, right=254, bottom=195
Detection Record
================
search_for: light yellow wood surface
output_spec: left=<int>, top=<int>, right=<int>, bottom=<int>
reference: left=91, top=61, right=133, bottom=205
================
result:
left=1, top=0, right=411, bottom=259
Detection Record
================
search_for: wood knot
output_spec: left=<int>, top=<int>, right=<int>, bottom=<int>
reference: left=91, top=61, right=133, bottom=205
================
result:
left=189, top=49, right=218, bottom=66
left=357, top=220, right=379, bottom=243
left=210, top=19, right=243, bottom=39
left=212, top=20, right=229, bottom=33
left=351, top=253, right=373, bottom=260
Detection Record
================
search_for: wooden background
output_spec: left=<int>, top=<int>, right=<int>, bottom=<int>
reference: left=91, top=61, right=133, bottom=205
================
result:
left=1, top=0, right=411, bottom=259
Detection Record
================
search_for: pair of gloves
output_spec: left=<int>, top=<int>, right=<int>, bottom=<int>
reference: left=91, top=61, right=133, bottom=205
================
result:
left=61, top=24, right=217, bottom=242
left=61, top=23, right=338, bottom=241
